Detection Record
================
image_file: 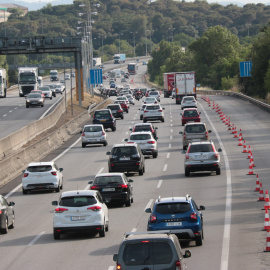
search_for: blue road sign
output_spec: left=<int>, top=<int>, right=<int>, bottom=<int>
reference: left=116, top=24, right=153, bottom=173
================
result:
left=89, top=68, right=103, bottom=86
left=240, top=61, right=252, bottom=77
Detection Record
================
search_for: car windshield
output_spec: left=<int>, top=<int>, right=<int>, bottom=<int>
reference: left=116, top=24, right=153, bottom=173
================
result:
left=185, top=125, right=205, bottom=133
left=130, top=134, right=151, bottom=140
left=189, top=144, right=213, bottom=153
left=59, top=196, right=97, bottom=207
left=184, top=110, right=198, bottom=117
left=112, top=146, right=137, bottom=156
left=134, top=126, right=152, bottom=132
left=84, top=126, right=102, bottom=132
left=155, top=202, right=191, bottom=214
left=28, top=94, right=41, bottom=98
left=149, top=91, right=159, bottom=95
left=27, top=165, right=52, bottom=172
left=94, top=176, right=122, bottom=184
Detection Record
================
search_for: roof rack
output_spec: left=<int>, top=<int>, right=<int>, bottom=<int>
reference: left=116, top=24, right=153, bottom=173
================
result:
left=125, top=230, right=171, bottom=238
left=186, top=194, right=191, bottom=201
left=158, top=196, right=161, bottom=202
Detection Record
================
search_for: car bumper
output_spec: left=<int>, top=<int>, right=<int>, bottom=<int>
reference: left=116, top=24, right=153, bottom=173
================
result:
left=23, top=182, right=58, bottom=190
left=185, top=162, right=220, bottom=172
left=141, top=149, right=157, bottom=155
left=109, top=163, right=142, bottom=173
left=101, top=193, right=129, bottom=204
left=143, top=116, right=163, bottom=121
left=82, top=137, right=106, bottom=144
left=26, top=102, right=43, bottom=106
left=53, top=225, right=104, bottom=233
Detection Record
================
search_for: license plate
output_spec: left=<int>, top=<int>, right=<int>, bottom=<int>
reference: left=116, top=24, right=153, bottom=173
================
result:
left=166, top=222, right=182, bottom=226
left=192, top=139, right=200, bottom=142
left=88, top=139, right=97, bottom=142
left=100, top=119, right=106, bottom=122
left=195, top=154, right=208, bottom=159
left=102, top=188, right=115, bottom=191
left=32, top=102, right=37, bottom=104
left=71, top=216, right=86, bottom=221
left=112, top=110, right=117, bottom=113
left=120, top=157, right=130, bottom=160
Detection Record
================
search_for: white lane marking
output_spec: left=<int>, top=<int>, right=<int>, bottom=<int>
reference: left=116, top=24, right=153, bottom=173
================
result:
left=131, top=228, right=137, bottom=232
left=9, top=110, right=12, bottom=113
left=163, top=164, right=167, bottom=171
left=39, top=100, right=61, bottom=119
left=170, top=115, right=172, bottom=118
left=14, top=107, right=18, bottom=110
left=166, top=153, right=170, bottom=159
left=131, top=121, right=134, bottom=124
left=108, top=266, right=115, bottom=270
left=171, top=129, right=173, bottom=132
left=171, top=124, right=173, bottom=127
left=27, top=231, right=46, bottom=246
left=170, top=119, right=172, bottom=122
left=97, top=167, right=104, bottom=175
left=3, top=114, right=7, bottom=117
left=199, top=104, right=232, bottom=270
left=145, top=199, right=153, bottom=210
left=126, top=131, right=128, bottom=134
left=157, top=180, right=163, bottom=188
left=4, top=184, right=22, bottom=199
left=169, top=143, right=171, bottom=148
left=170, top=136, right=172, bottom=140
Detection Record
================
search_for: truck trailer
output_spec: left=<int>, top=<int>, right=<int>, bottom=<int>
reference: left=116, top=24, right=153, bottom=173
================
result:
left=0, top=69, right=7, bottom=98
left=174, top=71, right=196, bottom=104
left=114, top=54, right=126, bottom=64
left=18, top=67, right=38, bottom=97
left=50, top=70, right=59, bottom=81
left=163, top=73, right=175, bottom=98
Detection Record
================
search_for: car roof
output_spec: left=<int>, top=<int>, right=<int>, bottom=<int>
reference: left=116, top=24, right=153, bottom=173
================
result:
left=156, top=197, right=191, bottom=204
left=130, top=131, right=152, bottom=136
left=185, top=122, right=206, bottom=126
left=183, top=108, right=198, bottom=111
left=95, top=173, right=124, bottom=178
left=112, top=143, right=137, bottom=147
left=95, top=109, right=111, bottom=112
left=134, top=123, right=152, bottom=126
left=28, top=162, right=54, bottom=166
left=189, top=141, right=213, bottom=146
left=124, top=232, right=173, bottom=241
left=83, top=124, right=103, bottom=128
left=61, top=190, right=97, bottom=198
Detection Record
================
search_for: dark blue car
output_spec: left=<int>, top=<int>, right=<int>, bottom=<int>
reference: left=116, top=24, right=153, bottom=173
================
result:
left=145, top=194, right=205, bottom=246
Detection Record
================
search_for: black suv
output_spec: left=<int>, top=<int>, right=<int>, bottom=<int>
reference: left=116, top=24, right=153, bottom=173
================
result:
left=92, top=109, right=116, bottom=131
left=113, top=232, right=191, bottom=270
left=107, top=104, right=124, bottom=119
left=106, top=144, right=145, bottom=175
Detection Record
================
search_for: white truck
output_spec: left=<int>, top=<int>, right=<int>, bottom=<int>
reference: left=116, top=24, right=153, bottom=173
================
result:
left=18, top=67, right=38, bottom=97
left=174, top=71, right=196, bottom=104
left=37, top=76, right=43, bottom=87
left=113, top=69, right=121, bottom=78
left=0, top=69, right=7, bottom=98
left=93, top=58, right=102, bottom=67
left=50, top=70, right=59, bottom=81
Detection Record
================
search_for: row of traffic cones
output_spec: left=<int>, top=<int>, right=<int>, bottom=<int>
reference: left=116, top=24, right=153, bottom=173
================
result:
left=202, top=95, right=270, bottom=252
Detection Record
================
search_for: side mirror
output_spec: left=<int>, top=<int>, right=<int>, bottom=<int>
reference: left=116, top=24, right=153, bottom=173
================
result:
left=199, top=112, right=201, bottom=114
left=9, top=202, right=15, bottom=206
left=155, top=127, right=158, bottom=130
left=199, top=205, right=205, bottom=210
left=183, top=250, right=191, bottom=258
left=106, top=151, right=111, bottom=155
left=129, top=128, right=132, bottom=131
left=180, top=113, right=182, bottom=115
left=163, top=108, right=165, bottom=110
left=113, top=254, right=118, bottom=262
left=128, top=179, right=134, bottom=183
left=145, top=207, right=152, bottom=213
left=52, top=201, right=58, bottom=206
left=124, top=139, right=128, bottom=142
left=182, top=150, right=186, bottom=154
left=179, top=131, right=183, bottom=134
left=208, top=130, right=212, bottom=133
left=218, top=148, right=222, bottom=152
left=59, top=168, right=63, bottom=172
left=88, top=180, right=93, bottom=185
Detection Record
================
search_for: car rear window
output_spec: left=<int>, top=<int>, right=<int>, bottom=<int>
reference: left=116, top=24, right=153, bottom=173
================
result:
left=183, top=110, right=198, bottom=117
left=95, top=111, right=110, bottom=118
left=94, top=176, right=122, bottom=184
left=149, top=91, right=159, bottom=95
left=155, top=202, right=191, bottom=214
left=84, top=126, right=102, bottom=132
left=108, top=105, right=120, bottom=110
left=123, top=242, right=173, bottom=266
left=134, top=126, right=151, bottom=132
left=185, top=125, right=205, bottom=133
left=130, top=134, right=151, bottom=140
left=189, top=144, right=213, bottom=153
left=27, top=165, right=52, bottom=172
left=60, top=196, right=97, bottom=207
left=146, top=105, right=160, bottom=110
left=112, top=146, right=137, bottom=156
left=183, top=97, right=195, bottom=101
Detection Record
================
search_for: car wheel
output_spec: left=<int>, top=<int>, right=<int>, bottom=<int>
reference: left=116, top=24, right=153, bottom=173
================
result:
left=1, top=218, right=8, bottom=234
left=126, top=109, right=129, bottom=113
left=125, top=197, right=131, bottom=207
left=143, top=118, right=147, bottom=123
left=105, top=222, right=109, bottom=232
left=99, top=224, right=106, bottom=237
left=103, top=141, right=108, bottom=146
left=196, top=234, right=203, bottom=246
left=112, top=126, right=116, bottom=132
left=131, top=197, right=134, bottom=203
left=161, top=118, right=165, bottom=122
left=140, top=115, right=143, bottom=120
left=82, top=143, right=86, bottom=148
left=139, top=168, right=144, bottom=175
left=153, top=152, right=158, bottom=158
left=26, top=105, right=29, bottom=108
left=54, top=229, right=61, bottom=240
left=55, top=185, right=60, bottom=193
left=22, top=188, right=27, bottom=195
left=216, top=168, right=221, bottom=175
left=60, top=179, right=63, bottom=190
left=185, top=168, right=190, bottom=177
left=50, top=97, right=52, bottom=100
left=121, top=115, right=124, bottom=119
left=182, top=123, right=184, bottom=126
left=9, top=212, right=15, bottom=229
left=41, top=104, right=44, bottom=107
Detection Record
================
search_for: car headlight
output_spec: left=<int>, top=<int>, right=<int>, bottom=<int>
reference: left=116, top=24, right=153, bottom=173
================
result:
left=26, top=100, right=30, bottom=102
left=39, top=99, right=43, bottom=102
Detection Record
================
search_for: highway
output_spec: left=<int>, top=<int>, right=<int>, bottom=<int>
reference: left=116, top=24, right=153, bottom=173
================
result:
left=1, top=63, right=270, bottom=270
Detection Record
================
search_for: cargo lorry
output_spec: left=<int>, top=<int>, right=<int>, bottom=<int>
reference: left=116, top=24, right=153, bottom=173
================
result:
left=0, top=69, right=7, bottom=98
left=18, top=67, right=38, bottom=97
left=50, top=70, right=59, bottom=81
left=93, top=57, right=102, bottom=67
left=174, top=72, right=196, bottom=104
left=163, top=73, right=175, bottom=98
left=114, top=54, right=126, bottom=64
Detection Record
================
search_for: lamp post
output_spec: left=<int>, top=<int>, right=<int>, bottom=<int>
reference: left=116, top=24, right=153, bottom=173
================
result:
left=130, top=31, right=137, bottom=58
left=118, top=33, right=123, bottom=54
left=169, top=27, right=176, bottom=42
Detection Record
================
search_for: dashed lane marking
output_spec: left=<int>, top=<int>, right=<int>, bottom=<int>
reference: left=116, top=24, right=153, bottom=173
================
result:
left=157, top=180, right=163, bottom=188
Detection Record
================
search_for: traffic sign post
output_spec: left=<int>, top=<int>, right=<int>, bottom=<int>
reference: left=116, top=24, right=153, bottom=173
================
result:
left=89, top=68, right=103, bottom=87
left=240, top=61, right=252, bottom=77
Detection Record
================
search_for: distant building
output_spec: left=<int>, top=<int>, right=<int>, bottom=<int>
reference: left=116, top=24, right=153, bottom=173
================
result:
left=0, top=3, right=28, bottom=22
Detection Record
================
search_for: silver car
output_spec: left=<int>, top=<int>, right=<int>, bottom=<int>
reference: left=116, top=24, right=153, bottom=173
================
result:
left=39, top=86, right=52, bottom=99
left=143, top=104, right=165, bottom=123
left=81, top=124, right=107, bottom=147
left=125, top=131, right=158, bottom=158
left=181, top=96, right=197, bottom=110
left=183, top=141, right=222, bottom=176
left=148, top=90, right=160, bottom=102
left=179, top=122, right=211, bottom=150
left=139, top=104, right=146, bottom=120
left=126, top=94, right=135, bottom=105
left=26, top=93, right=44, bottom=108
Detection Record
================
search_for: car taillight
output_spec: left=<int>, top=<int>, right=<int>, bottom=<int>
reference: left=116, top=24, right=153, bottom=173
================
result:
left=102, top=131, right=105, bottom=135
left=150, top=214, right=157, bottom=223
left=92, top=115, right=95, bottom=119
left=55, top=208, right=68, bottom=213
left=117, top=109, right=123, bottom=112
left=116, top=264, right=121, bottom=270
left=87, top=206, right=102, bottom=211
left=133, top=128, right=135, bottom=132
left=158, top=109, right=163, bottom=112
left=119, top=184, right=128, bottom=188
left=214, top=152, right=219, bottom=159
left=51, top=171, right=57, bottom=176
left=183, top=132, right=186, bottom=139
left=90, top=185, right=99, bottom=190
left=206, top=131, right=209, bottom=138
left=147, top=141, right=155, bottom=144
left=176, top=261, right=182, bottom=270
left=0, top=210, right=2, bottom=214
left=190, top=212, right=197, bottom=221
left=23, top=173, right=29, bottom=177
left=127, top=142, right=135, bottom=144
left=144, top=110, right=149, bottom=113
left=185, top=153, right=189, bottom=160
left=192, top=100, right=196, bottom=102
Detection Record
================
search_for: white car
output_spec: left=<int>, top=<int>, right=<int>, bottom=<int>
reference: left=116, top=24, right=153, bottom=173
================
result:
left=116, top=96, right=129, bottom=106
left=181, top=96, right=197, bottom=110
left=144, top=97, right=158, bottom=104
left=65, top=74, right=70, bottom=80
left=54, top=83, right=65, bottom=94
left=39, top=86, right=52, bottom=99
left=148, top=90, right=160, bottom=102
left=139, top=104, right=146, bottom=120
left=126, top=94, right=135, bottom=105
left=52, top=190, right=109, bottom=240
left=125, top=131, right=158, bottom=158
left=22, top=162, right=63, bottom=194
left=143, top=104, right=165, bottom=123
left=81, top=124, right=107, bottom=147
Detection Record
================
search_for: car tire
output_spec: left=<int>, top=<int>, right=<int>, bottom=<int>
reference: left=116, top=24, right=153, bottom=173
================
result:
left=60, top=179, right=63, bottom=190
left=112, top=126, right=116, bottom=132
left=121, top=115, right=124, bottom=119
left=216, top=168, right=221, bottom=175
left=185, top=168, right=190, bottom=177
left=126, top=109, right=129, bottom=113
left=139, top=168, right=144, bottom=176
left=22, top=188, right=27, bottom=195
left=125, top=197, right=131, bottom=207
left=140, top=115, right=143, bottom=120
left=105, top=222, right=109, bottom=232
left=1, top=218, right=8, bottom=234
left=103, top=141, right=108, bottom=146
left=26, top=105, right=29, bottom=108
left=153, top=152, right=158, bottom=158
left=143, top=118, right=147, bottom=123
left=54, top=229, right=61, bottom=240
left=50, top=97, right=52, bottom=100
left=9, top=212, right=15, bottom=229
left=82, top=143, right=86, bottom=148
left=41, top=104, right=44, bottom=107
left=55, top=185, right=60, bottom=193
left=99, top=224, right=105, bottom=237
left=196, top=234, right=203, bottom=246
left=161, top=118, right=165, bottom=122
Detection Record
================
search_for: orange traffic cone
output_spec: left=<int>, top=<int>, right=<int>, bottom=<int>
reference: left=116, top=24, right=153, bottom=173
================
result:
left=247, top=148, right=252, bottom=159
left=222, top=116, right=227, bottom=123
left=264, top=190, right=270, bottom=210
left=250, top=155, right=255, bottom=167
left=239, top=129, right=243, bottom=139
left=242, top=141, right=248, bottom=153
left=264, top=229, right=270, bottom=252
left=258, top=183, right=265, bottom=201
left=263, top=209, right=270, bottom=231
left=233, top=129, right=238, bottom=138
left=255, top=174, right=260, bottom=192
left=238, top=135, right=243, bottom=146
